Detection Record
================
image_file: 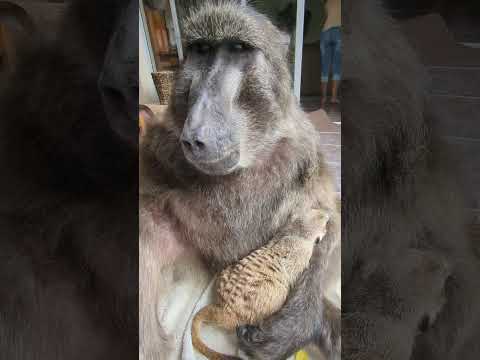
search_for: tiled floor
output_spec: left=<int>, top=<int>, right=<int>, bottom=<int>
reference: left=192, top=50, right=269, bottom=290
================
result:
left=301, top=96, right=341, bottom=123
left=301, top=96, right=326, bottom=113
left=307, top=109, right=341, bottom=195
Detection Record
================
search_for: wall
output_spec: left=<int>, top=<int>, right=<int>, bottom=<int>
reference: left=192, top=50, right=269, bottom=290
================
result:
left=139, top=8, right=160, bottom=104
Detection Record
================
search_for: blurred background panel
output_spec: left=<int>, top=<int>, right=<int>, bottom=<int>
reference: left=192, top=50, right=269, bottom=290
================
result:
left=0, top=0, right=66, bottom=73
left=382, top=0, right=480, bottom=219
left=384, top=0, right=480, bottom=44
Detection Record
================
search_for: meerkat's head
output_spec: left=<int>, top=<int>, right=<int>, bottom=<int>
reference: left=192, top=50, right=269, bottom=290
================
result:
left=303, top=208, right=330, bottom=244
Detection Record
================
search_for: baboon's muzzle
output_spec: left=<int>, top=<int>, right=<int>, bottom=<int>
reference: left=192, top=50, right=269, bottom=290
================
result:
left=180, top=60, right=242, bottom=176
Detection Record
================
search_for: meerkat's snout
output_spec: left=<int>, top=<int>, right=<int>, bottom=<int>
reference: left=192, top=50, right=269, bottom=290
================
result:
left=307, top=208, right=330, bottom=243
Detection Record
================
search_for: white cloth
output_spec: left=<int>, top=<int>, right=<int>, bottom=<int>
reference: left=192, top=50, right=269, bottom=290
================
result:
left=160, top=253, right=339, bottom=360
left=181, top=279, right=245, bottom=360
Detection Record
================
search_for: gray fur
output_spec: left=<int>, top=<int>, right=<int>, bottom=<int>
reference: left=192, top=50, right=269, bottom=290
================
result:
left=140, top=1, right=340, bottom=359
left=342, top=0, right=480, bottom=359
left=172, top=2, right=294, bottom=175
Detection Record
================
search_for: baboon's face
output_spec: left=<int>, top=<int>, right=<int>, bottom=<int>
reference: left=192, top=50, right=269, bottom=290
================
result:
left=176, top=3, right=291, bottom=176
left=179, top=41, right=257, bottom=175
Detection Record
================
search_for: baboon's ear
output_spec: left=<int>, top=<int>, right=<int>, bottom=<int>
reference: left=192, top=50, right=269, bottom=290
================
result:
left=279, top=32, right=291, bottom=57
left=139, top=105, right=156, bottom=138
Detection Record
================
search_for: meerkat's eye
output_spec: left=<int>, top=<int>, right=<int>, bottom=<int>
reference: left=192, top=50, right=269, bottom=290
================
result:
left=315, top=237, right=321, bottom=244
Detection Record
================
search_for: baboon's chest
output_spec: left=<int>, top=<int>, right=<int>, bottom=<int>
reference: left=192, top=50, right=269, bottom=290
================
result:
left=181, top=185, right=300, bottom=265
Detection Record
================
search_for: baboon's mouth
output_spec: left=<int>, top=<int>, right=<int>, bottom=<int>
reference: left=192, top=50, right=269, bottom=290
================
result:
left=187, top=149, right=240, bottom=176
left=196, top=147, right=238, bottom=164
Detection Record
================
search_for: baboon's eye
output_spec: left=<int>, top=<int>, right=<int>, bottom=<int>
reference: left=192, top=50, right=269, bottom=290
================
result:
left=227, top=42, right=251, bottom=53
left=190, top=42, right=213, bottom=55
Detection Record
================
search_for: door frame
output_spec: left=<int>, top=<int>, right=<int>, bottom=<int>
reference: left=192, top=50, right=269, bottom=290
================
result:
left=139, top=0, right=305, bottom=100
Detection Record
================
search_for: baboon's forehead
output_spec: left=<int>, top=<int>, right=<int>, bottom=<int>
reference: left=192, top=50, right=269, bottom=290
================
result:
left=183, top=2, right=280, bottom=52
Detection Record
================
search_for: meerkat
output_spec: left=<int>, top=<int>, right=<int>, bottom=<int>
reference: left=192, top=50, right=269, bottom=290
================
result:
left=191, top=208, right=331, bottom=360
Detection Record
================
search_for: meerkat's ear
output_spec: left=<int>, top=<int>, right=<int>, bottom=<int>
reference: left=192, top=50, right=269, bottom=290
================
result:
left=139, top=104, right=156, bottom=138
left=310, top=207, right=330, bottom=225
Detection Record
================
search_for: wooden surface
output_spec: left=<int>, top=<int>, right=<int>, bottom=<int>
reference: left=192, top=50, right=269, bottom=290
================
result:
left=144, top=6, right=170, bottom=54
left=144, top=5, right=178, bottom=69
left=308, top=109, right=341, bottom=195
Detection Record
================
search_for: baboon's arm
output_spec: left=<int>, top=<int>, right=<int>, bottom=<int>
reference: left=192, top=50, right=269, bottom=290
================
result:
left=237, top=243, right=340, bottom=360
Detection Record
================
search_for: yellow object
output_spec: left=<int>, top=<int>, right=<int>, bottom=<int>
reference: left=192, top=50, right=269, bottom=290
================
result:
left=139, top=113, right=145, bottom=131
left=295, top=350, right=309, bottom=360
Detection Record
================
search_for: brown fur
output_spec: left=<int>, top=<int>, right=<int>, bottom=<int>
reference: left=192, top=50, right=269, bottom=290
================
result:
left=191, top=209, right=330, bottom=359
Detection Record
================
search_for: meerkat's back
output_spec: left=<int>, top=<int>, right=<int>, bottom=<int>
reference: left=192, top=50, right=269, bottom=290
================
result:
left=217, top=208, right=330, bottom=325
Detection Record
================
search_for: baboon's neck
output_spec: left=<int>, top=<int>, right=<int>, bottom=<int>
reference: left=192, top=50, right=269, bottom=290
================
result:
left=159, top=112, right=323, bottom=265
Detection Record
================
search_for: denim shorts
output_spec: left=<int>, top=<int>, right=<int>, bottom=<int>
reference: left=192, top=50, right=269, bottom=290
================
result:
left=320, top=26, right=341, bottom=82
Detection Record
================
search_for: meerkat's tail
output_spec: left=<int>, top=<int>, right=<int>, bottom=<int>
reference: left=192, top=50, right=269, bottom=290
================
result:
left=192, top=305, right=242, bottom=360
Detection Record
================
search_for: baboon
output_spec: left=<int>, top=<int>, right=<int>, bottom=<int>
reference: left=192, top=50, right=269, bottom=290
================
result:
left=192, top=208, right=331, bottom=360
left=139, top=1, right=341, bottom=359
left=0, top=1, right=138, bottom=359
left=342, top=0, right=480, bottom=359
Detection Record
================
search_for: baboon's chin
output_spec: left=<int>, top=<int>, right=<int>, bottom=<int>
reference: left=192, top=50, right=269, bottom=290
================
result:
left=186, top=150, right=241, bottom=176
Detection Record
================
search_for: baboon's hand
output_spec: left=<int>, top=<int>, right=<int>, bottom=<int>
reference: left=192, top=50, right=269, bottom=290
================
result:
left=237, top=296, right=312, bottom=360
left=237, top=252, right=338, bottom=359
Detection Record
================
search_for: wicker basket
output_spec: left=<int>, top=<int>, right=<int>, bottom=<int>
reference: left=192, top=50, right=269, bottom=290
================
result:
left=152, top=70, right=175, bottom=105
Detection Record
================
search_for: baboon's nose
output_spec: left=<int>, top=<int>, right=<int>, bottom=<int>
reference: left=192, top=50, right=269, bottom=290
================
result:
left=181, top=126, right=220, bottom=160
left=184, top=139, right=205, bottom=150
left=181, top=136, right=206, bottom=154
